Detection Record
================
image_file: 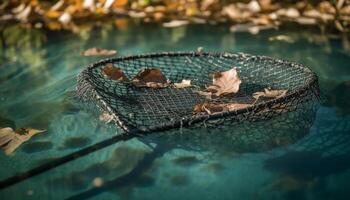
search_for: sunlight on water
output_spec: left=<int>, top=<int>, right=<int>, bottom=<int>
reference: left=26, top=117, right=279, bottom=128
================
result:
left=0, top=23, right=350, bottom=199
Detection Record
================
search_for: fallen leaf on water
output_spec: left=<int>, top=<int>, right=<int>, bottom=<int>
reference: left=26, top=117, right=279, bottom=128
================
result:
left=205, top=67, right=241, bottom=96
left=132, top=68, right=169, bottom=89
left=174, top=80, right=192, bottom=88
left=253, top=88, right=288, bottom=103
left=193, top=102, right=251, bottom=115
left=0, top=127, right=46, bottom=155
left=81, top=47, right=117, bottom=56
left=101, top=63, right=129, bottom=81
left=268, top=35, right=295, bottom=43
left=99, top=112, right=114, bottom=124
left=163, top=20, right=189, bottom=28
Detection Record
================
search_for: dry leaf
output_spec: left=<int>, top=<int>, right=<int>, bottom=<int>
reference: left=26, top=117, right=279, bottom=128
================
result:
left=132, top=68, right=169, bottom=89
left=196, top=91, right=212, bottom=100
left=15, top=5, right=31, bottom=22
left=104, top=0, right=115, bottom=10
left=269, top=35, right=295, bottom=43
left=163, top=20, right=189, bottom=28
left=193, top=102, right=251, bottom=115
left=128, top=11, right=146, bottom=18
left=253, top=88, right=288, bottom=103
left=174, top=80, right=192, bottom=88
left=99, top=112, right=114, bottom=124
left=0, top=127, right=46, bottom=155
left=81, top=47, right=117, bottom=56
left=51, top=0, right=65, bottom=11
left=58, top=12, right=71, bottom=25
left=276, top=8, right=300, bottom=18
left=83, top=0, right=96, bottom=11
left=206, top=67, right=241, bottom=96
left=101, top=63, right=129, bottom=81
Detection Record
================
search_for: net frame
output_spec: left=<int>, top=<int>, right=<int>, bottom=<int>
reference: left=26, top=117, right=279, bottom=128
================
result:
left=77, top=52, right=320, bottom=134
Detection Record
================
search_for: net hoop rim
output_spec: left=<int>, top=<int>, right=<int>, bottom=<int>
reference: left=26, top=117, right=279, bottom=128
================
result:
left=77, top=51, right=320, bottom=133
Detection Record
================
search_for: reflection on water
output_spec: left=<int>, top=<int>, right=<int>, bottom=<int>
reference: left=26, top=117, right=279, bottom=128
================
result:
left=0, top=22, right=350, bottom=199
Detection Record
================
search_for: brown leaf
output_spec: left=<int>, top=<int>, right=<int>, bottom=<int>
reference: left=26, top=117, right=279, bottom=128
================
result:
left=193, top=102, right=251, bottom=115
left=132, top=68, right=169, bottom=89
left=173, top=80, right=192, bottom=88
left=101, top=63, right=129, bottom=81
left=206, top=67, right=241, bottom=96
left=253, top=88, right=288, bottom=103
left=225, top=103, right=252, bottom=111
left=196, top=91, right=212, bottom=100
left=99, top=112, right=114, bottom=124
left=81, top=47, right=117, bottom=56
left=0, top=127, right=46, bottom=155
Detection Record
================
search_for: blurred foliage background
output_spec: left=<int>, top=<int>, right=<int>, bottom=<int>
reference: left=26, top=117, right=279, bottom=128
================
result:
left=0, top=0, right=349, bottom=72
left=0, top=0, right=349, bottom=32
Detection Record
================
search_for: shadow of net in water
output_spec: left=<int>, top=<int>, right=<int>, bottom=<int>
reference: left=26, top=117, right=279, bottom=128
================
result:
left=263, top=109, right=350, bottom=200
left=145, top=98, right=318, bottom=154
left=64, top=99, right=318, bottom=200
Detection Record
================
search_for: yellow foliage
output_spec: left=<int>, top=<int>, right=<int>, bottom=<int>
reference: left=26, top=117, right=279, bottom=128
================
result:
left=47, top=21, right=62, bottom=30
left=113, top=0, right=128, bottom=8
left=45, top=10, right=61, bottom=19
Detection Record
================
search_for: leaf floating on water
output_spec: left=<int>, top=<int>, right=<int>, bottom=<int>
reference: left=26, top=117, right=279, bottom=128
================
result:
left=0, top=127, right=46, bottom=155
left=174, top=80, right=192, bottom=89
left=253, top=88, right=288, bottom=103
left=269, top=35, right=295, bottom=43
left=132, top=68, right=169, bottom=89
left=205, top=67, right=242, bottom=96
left=102, top=63, right=129, bottom=81
left=81, top=47, right=117, bottom=56
left=193, top=102, right=251, bottom=115
left=163, top=20, right=189, bottom=28
left=99, top=112, right=114, bottom=124
left=0, top=127, right=14, bottom=147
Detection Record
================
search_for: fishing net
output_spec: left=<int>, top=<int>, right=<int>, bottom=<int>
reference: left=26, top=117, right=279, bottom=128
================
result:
left=77, top=52, right=320, bottom=134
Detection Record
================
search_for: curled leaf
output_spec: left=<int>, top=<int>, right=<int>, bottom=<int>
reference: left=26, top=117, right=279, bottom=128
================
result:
left=81, top=47, right=117, bottom=56
left=132, top=68, right=169, bottom=89
left=174, top=80, right=192, bottom=89
left=0, top=127, right=46, bottom=155
left=101, top=63, right=129, bottom=81
left=253, top=88, right=288, bottom=103
left=206, top=67, right=242, bottom=96
left=193, top=102, right=251, bottom=115
left=193, top=103, right=223, bottom=114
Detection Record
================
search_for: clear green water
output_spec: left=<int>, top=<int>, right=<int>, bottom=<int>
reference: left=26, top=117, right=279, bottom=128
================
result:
left=0, top=23, right=350, bottom=199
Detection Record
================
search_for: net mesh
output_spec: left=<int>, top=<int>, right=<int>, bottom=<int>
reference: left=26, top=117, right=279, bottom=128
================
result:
left=77, top=52, right=320, bottom=133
